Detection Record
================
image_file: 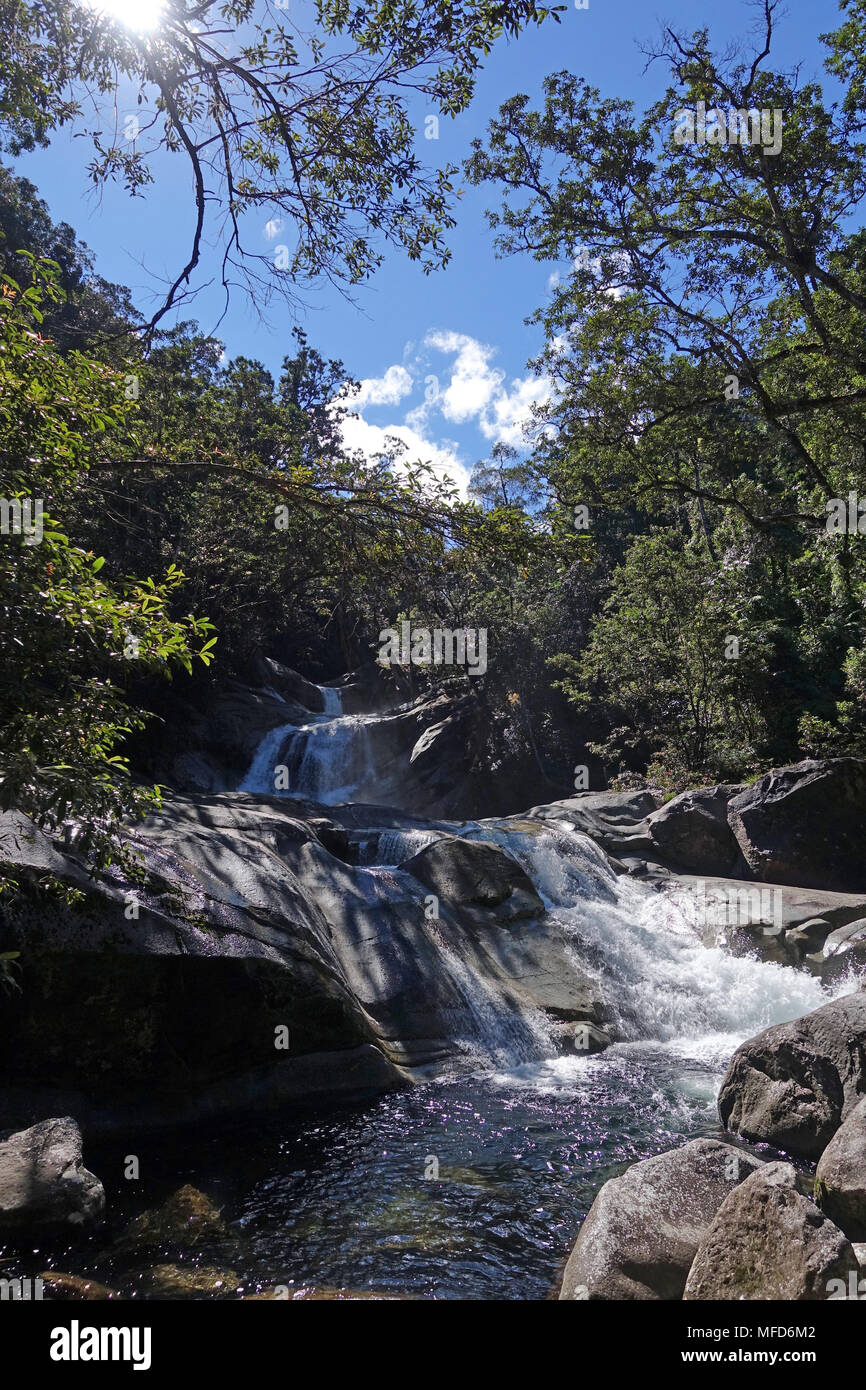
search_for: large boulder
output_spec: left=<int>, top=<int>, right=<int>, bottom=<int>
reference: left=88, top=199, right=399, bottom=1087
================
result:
left=0, top=793, right=617, bottom=1128
left=647, top=785, right=743, bottom=875
left=0, top=1117, right=104, bottom=1231
left=718, top=991, right=866, bottom=1159
left=663, top=875, right=866, bottom=971
left=403, top=837, right=544, bottom=924
left=528, top=789, right=664, bottom=861
left=683, top=1162, right=858, bottom=1300
left=558, top=1138, right=764, bottom=1300
left=727, top=759, right=866, bottom=892
left=815, top=1096, right=866, bottom=1239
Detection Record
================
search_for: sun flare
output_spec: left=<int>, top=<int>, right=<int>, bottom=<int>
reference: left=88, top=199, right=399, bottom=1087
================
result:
left=86, top=0, right=166, bottom=33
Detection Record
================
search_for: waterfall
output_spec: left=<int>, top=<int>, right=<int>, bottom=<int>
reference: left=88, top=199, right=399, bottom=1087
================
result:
left=473, top=822, right=832, bottom=1061
left=238, top=696, right=839, bottom=1075
left=320, top=686, right=343, bottom=717
left=286, top=715, right=375, bottom=803
left=238, top=682, right=375, bottom=804
left=238, top=722, right=296, bottom=794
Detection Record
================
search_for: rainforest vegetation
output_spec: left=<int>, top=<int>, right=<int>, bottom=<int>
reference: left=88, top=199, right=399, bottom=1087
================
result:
left=3, top=0, right=866, bottom=882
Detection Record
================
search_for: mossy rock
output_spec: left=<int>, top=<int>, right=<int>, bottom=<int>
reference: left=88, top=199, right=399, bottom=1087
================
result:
left=118, top=1185, right=228, bottom=1253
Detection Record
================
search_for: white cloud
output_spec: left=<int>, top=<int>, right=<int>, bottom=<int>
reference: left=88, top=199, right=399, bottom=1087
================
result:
left=424, top=330, right=504, bottom=424
left=352, top=364, right=414, bottom=409
left=339, top=413, right=470, bottom=498
left=479, top=374, right=553, bottom=447
left=263, top=217, right=283, bottom=241
left=333, top=330, right=552, bottom=498
left=421, top=329, right=550, bottom=448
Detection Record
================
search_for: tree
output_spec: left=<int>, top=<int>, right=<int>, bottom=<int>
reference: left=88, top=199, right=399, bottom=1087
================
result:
left=0, top=261, right=215, bottom=886
left=0, top=162, right=139, bottom=352
left=0, top=0, right=565, bottom=327
left=467, top=0, right=866, bottom=770
left=466, top=0, right=866, bottom=527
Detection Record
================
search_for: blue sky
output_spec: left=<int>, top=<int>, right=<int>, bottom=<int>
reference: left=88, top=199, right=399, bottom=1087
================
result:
left=13, top=0, right=844, bottom=495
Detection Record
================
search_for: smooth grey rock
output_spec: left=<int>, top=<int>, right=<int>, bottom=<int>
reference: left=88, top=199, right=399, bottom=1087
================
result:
left=0, top=791, right=615, bottom=1128
left=559, top=1138, right=764, bottom=1300
left=727, top=758, right=866, bottom=892
left=403, top=836, right=544, bottom=922
left=684, top=1162, right=858, bottom=1300
left=662, top=876, right=866, bottom=971
left=718, top=991, right=866, bottom=1159
left=526, top=789, right=664, bottom=860
left=647, top=785, right=742, bottom=875
left=815, top=1096, right=866, bottom=1239
left=0, top=1118, right=104, bottom=1231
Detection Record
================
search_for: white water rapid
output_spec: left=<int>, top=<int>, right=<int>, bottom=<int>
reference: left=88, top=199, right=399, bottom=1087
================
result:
left=238, top=686, right=845, bottom=1080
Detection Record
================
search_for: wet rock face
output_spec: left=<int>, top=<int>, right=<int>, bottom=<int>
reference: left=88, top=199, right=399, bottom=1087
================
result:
left=403, top=837, right=544, bottom=922
left=0, top=791, right=611, bottom=1130
left=683, top=1162, right=859, bottom=1301
left=558, top=1138, right=764, bottom=1301
left=0, top=1118, right=104, bottom=1232
left=727, top=758, right=866, bottom=892
left=717, top=991, right=866, bottom=1159
left=815, top=1096, right=866, bottom=1240
left=118, top=1184, right=228, bottom=1252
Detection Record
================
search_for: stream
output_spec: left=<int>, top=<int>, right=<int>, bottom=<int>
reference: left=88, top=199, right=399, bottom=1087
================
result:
left=34, top=682, right=842, bottom=1298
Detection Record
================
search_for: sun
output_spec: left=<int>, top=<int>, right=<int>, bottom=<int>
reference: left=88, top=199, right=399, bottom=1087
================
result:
left=86, top=0, right=166, bottom=33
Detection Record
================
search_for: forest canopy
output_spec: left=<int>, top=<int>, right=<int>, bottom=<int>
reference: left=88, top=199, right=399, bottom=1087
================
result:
left=2, top=0, right=866, bottom=885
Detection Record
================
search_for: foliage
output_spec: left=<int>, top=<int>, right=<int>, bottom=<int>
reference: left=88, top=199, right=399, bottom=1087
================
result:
left=0, top=0, right=565, bottom=326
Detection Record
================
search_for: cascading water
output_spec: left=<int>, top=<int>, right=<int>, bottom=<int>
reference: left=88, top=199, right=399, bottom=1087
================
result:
left=207, top=682, right=856, bottom=1297
left=286, top=715, right=376, bottom=803
left=469, top=822, right=831, bottom=1059
left=239, top=683, right=377, bottom=803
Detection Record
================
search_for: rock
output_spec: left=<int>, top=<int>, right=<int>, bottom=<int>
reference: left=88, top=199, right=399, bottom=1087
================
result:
left=683, top=1162, right=859, bottom=1300
left=815, top=1096, right=866, bottom=1239
left=0, top=784, right=619, bottom=1125
left=727, top=759, right=866, bottom=892
left=206, top=683, right=310, bottom=767
left=551, top=1020, right=611, bottom=1054
left=529, top=789, right=664, bottom=860
left=718, top=991, right=866, bottom=1159
left=666, top=876, right=866, bottom=967
left=245, top=656, right=326, bottom=713
left=558, top=1138, right=764, bottom=1300
left=357, top=688, right=483, bottom=817
left=786, top=917, right=835, bottom=961
left=125, top=1263, right=240, bottom=1299
left=820, top=919, right=866, bottom=985
left=168, top=752, right=230, bottom=795
left=0, top=1118, right=104, bottom=1232
left=119, top=1185, right=228, bottom=1251
left=40, top=1272, right=118, bottom=1300
left=647, top=785, right=743, bottom=875
left=403, top=837, right=544, bottom=923
left=308, top=818, right=352, bottom=863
